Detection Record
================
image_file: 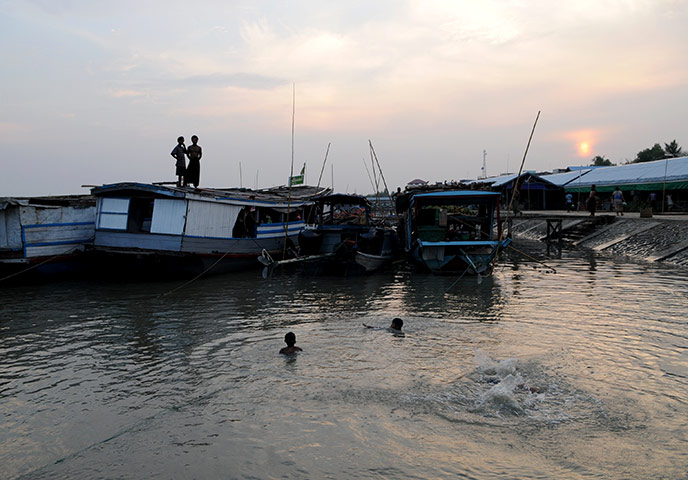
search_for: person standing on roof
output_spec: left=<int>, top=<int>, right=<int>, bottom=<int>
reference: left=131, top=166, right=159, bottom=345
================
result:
left=185, top=135, right=202, bottom=188
left=171, top=136, right=186, bottom=187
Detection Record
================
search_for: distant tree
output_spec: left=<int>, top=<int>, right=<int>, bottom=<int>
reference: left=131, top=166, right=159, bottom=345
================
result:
left=664, top=140, right=685, bottom=157
left=633, top=143, right=665, bottom=163
left=590, top=155, right=614, bottom=166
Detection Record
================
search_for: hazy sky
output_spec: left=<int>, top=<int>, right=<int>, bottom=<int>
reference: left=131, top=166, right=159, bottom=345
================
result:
left=2, top=0, right=687, bottom=196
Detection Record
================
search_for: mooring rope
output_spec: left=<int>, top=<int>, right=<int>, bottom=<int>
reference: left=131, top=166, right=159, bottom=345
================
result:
left=0, top=246, right=81, bottom=284
left=506, top=243, right=557, bottom=274
left=18, top=383, right=234, bottom=479
left=158, top=247, right=236, bottom=298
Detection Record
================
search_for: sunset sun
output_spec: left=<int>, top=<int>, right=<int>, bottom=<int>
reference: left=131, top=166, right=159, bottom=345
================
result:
left=578, top=141, right=591, bottom=157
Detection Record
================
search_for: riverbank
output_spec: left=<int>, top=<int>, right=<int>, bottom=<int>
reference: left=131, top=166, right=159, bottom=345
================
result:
left=508, top=210, right=688, bottom=268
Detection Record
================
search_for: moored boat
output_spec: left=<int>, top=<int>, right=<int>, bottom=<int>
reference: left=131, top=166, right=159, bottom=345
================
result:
left=0, top=195, right=96, bottom=282
left=90, top=182, right=330, bottom=278
left=260, top=193, right=399, bottom=276
left=398, top=189, right=511, bottom=274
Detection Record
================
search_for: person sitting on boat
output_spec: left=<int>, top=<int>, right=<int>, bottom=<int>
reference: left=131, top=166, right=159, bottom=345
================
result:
left=279, top=332, right=302, bottom=355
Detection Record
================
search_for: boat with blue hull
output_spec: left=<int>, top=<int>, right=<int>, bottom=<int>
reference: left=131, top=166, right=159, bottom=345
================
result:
left=90, top=182, right=330, bottom=278
left=398, top=190, right=511, bottom=275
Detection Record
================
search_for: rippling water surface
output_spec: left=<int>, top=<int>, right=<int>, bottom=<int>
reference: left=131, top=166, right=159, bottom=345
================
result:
left=1, top=248, right=687, bottom=479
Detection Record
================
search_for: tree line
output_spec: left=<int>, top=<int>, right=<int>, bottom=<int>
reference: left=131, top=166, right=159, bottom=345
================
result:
left=590, top=139, right=685, bottom=166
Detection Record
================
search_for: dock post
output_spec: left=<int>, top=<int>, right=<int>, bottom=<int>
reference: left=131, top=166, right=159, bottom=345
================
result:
left=546, top=219, right=562, bottom=248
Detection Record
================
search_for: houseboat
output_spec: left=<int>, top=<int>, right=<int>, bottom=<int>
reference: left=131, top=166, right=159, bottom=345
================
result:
left=91, top=182, right=330, bottom=278
left=0, top=195, right=96, bottom=281
left=398, top=190, right=511, bottom=274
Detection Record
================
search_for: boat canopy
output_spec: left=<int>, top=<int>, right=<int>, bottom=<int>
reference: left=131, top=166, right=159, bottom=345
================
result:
left=315, top=193, right=371, bottom=207
left=409, top=190, right=500, bottom=208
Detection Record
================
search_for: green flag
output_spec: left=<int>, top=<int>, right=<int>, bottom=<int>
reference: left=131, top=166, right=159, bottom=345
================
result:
left=289, top=164, right=305, bottom=186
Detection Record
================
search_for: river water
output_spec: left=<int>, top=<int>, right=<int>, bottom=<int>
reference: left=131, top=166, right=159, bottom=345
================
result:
left=1, top=247, right=687, bottom=479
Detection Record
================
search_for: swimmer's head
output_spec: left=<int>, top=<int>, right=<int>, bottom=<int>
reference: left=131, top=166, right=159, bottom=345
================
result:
left=390, top=318, right=403, bottom=330
left=284, top=332, right=296, bottom=346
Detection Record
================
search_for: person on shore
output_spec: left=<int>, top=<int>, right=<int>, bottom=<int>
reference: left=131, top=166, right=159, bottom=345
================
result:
left=363, top=317, right=404, bottom=333
left=171, top=136, right=187, bottom=187
left=565, top=192, right=573, bottom=212
left=612, top=187, right=624, bottom=216
left=185, top=135, right=202, bottom=188
left=279, top=332, right=302, bottom=355
left=650, top=192, right=657, bottom=212
left=587, top=185, right=597, bottom=216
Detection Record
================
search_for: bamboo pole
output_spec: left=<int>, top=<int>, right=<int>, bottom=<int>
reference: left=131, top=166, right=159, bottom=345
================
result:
left=368, top=140, right=397, bottom=219
left=316, top=142, right=331, bottom=189
left=283, top=83, right=296, bottom=258
left=502, top=111, right=540, bottom=240
left=661, top=156, right=669, bottom=214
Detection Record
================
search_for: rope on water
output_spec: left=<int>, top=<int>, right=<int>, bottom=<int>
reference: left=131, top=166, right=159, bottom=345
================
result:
left=506, top=244, right=557, bottom=274
left=429, top=265, right=472, bottom=302
left=18, top=384, right=232, bottom=479
left=0, top=246, right=81, bottom=284
left=158, top=235, right=279, bottom=297
left=159, top=248, right=237, bottom=297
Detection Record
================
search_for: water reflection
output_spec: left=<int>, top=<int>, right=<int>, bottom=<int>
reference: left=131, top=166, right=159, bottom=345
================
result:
left=1, top=250, right=687, bottom=479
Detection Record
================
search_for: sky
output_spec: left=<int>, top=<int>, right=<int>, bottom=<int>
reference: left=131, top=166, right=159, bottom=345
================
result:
left=1, top=0, right=687, bottom=196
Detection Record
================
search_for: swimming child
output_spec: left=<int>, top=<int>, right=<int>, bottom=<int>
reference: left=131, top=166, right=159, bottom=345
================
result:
left=363, top=318, right=404, bottom=333
left=279, top=332, right=302, bottom=355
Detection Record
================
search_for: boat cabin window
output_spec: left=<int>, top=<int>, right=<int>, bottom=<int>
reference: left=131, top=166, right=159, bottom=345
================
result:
left=416, top=201, right=494, bottom=241
left=258, top=208, right=276, bottom=225
left=98, top=198, right=130, bottom=230
left=320, top=202, right=368, bottom=225
left=128, top=197, right=154, bottom=233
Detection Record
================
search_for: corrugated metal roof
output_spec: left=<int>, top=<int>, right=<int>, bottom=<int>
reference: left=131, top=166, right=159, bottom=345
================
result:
left=413, top=190, right=501, bottom=198
left=470, top=172, right=557, bottom=188
left=562, top=156, right=688, bottom=191
left=540, top=169, right=593, bottom=186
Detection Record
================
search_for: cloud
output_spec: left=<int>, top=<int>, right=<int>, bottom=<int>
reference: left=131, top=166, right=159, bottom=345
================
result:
left=109, top=89, right=145, bottom=98
left=0, top=122, right=31, bottom=140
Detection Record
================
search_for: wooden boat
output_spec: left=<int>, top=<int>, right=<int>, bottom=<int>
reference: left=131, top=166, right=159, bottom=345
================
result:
left=90, top=182, right=330, bottom=278
left=398, top=189, right=511, bottom=274
left=259, top=193, right=398, bottom=276
left=0, top=195, right=96, bottom=281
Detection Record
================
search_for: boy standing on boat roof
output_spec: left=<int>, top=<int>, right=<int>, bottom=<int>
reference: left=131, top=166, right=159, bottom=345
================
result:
left=185, top=135, right=202, bottom=188
left=171, top=136, right=186, bottom=187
